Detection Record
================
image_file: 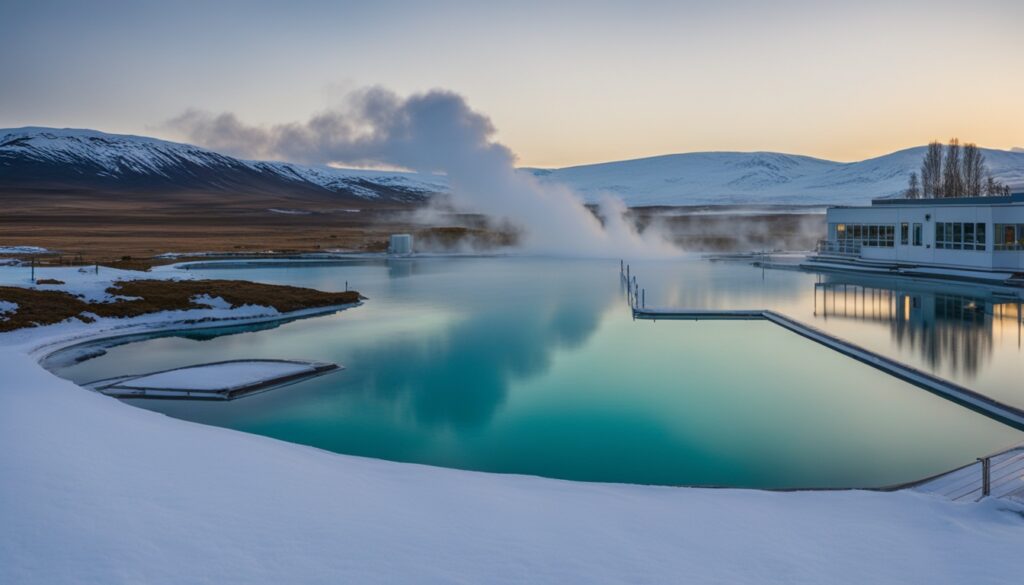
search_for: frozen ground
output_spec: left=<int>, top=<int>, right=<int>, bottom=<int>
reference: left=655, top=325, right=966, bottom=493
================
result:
left=2, top=264, right=1024, bottom=584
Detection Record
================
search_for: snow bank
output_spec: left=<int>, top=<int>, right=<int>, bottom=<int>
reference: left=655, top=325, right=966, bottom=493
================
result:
left=2, top=342, right=1024, bottom=584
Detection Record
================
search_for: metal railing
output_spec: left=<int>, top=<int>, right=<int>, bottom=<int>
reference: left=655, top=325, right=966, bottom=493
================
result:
left=815, top=239, right=862, bottom=257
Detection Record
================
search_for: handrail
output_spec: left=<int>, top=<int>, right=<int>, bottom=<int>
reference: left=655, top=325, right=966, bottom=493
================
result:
left=816, top=239, right=862, bottom=257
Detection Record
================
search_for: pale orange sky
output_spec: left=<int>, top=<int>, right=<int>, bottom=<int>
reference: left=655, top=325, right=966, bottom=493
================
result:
left=2, top=0, right=1022, bottom=167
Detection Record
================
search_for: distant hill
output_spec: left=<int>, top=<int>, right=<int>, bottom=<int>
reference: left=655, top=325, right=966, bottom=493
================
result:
left=526, top=148, right=1024, bottom=206
left=0, top=127, right=447, bottom=204
left=3, top=127, right=1023, bottom=207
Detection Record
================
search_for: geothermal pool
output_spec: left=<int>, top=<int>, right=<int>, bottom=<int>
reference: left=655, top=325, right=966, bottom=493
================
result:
left=51, top=256, right=1024, bottom=488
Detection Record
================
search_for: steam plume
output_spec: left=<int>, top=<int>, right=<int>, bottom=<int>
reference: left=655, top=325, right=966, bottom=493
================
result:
left=168, top=87, right=677, bottom=257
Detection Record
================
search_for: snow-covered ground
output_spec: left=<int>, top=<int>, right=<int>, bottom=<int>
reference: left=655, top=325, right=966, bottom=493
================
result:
left=2, top=265, right=1024, bottom=584
left=1, top=264, right=189, bottom=302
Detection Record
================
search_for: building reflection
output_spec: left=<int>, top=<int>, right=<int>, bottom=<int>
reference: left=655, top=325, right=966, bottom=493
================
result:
left=812, top=274, right=1023, bottom=376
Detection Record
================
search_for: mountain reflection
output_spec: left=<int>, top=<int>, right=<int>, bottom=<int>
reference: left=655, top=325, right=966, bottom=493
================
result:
left=338, top=267, right=619, bottom=430
left=812, top=274, right=1023, bottom=376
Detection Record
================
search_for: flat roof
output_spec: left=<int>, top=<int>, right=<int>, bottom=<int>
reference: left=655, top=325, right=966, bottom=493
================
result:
left=870, top=193, right=1024, bottom=206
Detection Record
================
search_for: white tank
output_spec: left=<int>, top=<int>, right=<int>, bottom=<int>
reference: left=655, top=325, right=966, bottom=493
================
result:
left=388, top=234, right=413, bottom=255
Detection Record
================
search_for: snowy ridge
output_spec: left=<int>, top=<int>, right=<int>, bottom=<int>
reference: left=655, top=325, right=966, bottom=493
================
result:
left=527, top=147, right=1024, bottom=206
left=247, top=159, right=447, bottom=200
left=5, top=127, right=1023, bottom=206
left=0, top=127, right=448, bottom=202
left=0, top=127, right=236, bottom=178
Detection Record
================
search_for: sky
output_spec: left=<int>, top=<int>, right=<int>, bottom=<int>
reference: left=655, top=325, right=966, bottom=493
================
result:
left=1, top=0, right=1022, bottom=168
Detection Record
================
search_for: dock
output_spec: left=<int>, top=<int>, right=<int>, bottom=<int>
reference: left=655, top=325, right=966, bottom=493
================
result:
left=85, top=359, right=341, bottom=400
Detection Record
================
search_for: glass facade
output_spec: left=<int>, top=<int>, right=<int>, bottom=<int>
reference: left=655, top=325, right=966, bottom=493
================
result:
left=935, top=222, right=986, bottom=251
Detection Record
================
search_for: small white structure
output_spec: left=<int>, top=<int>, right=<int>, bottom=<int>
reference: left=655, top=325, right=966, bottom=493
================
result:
left=85, top=359, right=340, bottom=400
left=388, top=234, right=413, bottom=255
left=805, top=194, right=1024, bottom=284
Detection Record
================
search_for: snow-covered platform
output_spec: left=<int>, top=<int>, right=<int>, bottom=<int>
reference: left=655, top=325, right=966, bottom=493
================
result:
left=85, top=359, right=340, bottom=400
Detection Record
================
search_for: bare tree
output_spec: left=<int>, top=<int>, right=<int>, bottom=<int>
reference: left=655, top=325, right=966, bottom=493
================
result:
left=921, top=141, right=944, bottom=198
left=985, top=174, right=1000, bottom=196
left=905, top=171, right=921, bottom=199
left=961, top=143, right=985, bottom=196
left=942, top=138, right=963, bottom=198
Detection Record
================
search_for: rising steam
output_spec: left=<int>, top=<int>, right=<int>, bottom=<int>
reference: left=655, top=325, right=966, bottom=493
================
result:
left=168, top=87, right=678, bottom=257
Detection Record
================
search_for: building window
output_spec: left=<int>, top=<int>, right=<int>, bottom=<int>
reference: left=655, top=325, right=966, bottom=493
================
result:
left=995, top=224, right=1024, bottom=251
left=913, top=223, right=922, bottom=246
left=834, top=223, right=895, bottom=248
left=936, top=222, right=988, bottom=251
left=900, top=223, right=909, bottom=245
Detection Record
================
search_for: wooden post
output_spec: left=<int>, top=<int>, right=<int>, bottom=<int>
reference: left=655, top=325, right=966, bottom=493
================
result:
left=642, top=288, right=645, bottom=308
left=31, top=258, right=35, bottom=282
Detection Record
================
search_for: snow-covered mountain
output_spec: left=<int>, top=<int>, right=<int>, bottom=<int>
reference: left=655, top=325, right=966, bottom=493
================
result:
left=527, top=147, right=1024, bottom=206
left=0, top=127, right=447, bottom=203
left=4, top=127, right=1022, bottom=207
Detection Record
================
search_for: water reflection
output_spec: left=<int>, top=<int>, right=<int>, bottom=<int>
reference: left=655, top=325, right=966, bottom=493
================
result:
left=813, top=273, right=1023, bottom=376
left=340, top=275, right=618, bottom=430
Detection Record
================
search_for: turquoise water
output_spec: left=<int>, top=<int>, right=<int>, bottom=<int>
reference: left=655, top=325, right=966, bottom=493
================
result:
left=51, top=257, right=1023, bottom=488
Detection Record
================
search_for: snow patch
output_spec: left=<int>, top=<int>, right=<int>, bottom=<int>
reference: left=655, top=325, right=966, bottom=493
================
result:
left=0, top=246, right=49, bottom=254
left=267, top=208, right=313, bottom=215
left=190, top=294, right=233, bottom=310
left=0, top=300, right=17, bottom=319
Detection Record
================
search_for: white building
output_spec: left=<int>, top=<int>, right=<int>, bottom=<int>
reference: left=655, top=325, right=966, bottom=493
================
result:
left=388, top=234, right=413, bottom=255
left=805, top=194, right=1024, bottom=284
